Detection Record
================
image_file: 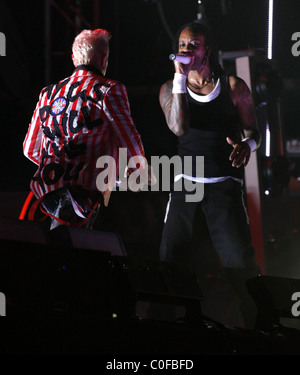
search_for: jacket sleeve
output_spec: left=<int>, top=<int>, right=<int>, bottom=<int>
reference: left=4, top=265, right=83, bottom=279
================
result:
left=23, top=91, right=44, bottom=165
left=102, top=82, right=145, bottom=161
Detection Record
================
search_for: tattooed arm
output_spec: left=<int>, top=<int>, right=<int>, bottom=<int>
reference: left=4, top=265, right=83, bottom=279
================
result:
left=159, top=79, right=190, bottom=136
left=229, top=75, right=261, bottom=147
left=226, top=75, right=261, bottom=167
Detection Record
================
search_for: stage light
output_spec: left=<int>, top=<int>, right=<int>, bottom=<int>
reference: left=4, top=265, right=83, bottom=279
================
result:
left=265, top=122, right=271, bottom=157
left=267, top=0, right=274, bottom=59
left=262, top=156, right=290, bottom=197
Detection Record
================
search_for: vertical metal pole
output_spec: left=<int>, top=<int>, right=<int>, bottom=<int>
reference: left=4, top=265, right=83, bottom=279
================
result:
left=236, top=56, right=266, bottom=273
left=276, top=98, right=285, bottom=156
left=74, top=0, right=82, bottom=30
left=93, top=0, right=100, bottom=28
left=113, top=0, right=119, bottom=79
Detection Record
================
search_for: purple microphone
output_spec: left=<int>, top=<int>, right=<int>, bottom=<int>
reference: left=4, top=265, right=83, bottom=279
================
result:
left=169, top=54, right=191, bottom=64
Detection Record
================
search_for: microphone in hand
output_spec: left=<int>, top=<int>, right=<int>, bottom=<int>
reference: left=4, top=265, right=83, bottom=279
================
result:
left=169, top=54, right=191, bottom=65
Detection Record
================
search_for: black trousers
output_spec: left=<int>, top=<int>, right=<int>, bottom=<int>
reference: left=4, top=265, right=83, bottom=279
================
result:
left=160, top=178, right=259, bottom=271
left=159, top=178, right=260, bottom=328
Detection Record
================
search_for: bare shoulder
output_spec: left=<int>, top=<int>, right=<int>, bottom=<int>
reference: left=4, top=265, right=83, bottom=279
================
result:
left=227, top=75, right=252, bottom=106
left=228, top=75, right=249, bottom=91
left=159, top=79, right=173, bottom=97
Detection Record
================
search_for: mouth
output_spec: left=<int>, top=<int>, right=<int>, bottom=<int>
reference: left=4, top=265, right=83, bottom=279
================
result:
left=181, top=52, right=193, bottom=56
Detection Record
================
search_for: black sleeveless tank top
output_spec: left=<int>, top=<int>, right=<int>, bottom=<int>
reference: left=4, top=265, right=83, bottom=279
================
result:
left=177, top=74, right=244, bottom=179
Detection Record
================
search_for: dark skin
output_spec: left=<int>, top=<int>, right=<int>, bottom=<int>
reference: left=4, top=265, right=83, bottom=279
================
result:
left=159, top=26, right=261, bottom=168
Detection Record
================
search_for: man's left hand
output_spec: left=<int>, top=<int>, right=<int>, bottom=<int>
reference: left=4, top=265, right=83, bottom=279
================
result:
left=227, top=137, right=251, bottom=168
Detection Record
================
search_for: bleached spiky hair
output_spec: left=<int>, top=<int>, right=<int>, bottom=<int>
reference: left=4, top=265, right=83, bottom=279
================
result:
left=72, top=28, right=111, bottom=67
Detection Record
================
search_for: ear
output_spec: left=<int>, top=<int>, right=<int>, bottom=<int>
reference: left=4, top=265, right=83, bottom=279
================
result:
left=71, top=53, right=77, bottom=66
left=99, top=51, right=109, bottom=75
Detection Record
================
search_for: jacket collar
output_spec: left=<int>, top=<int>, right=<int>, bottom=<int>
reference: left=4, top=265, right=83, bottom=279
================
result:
left=73, top=64, right=103, bottom=76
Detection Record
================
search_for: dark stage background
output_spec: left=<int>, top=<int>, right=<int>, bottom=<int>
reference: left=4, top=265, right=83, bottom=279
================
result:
left=0, top=0, right=299, bottom=188
left=0, top=0, right=300, bottom=334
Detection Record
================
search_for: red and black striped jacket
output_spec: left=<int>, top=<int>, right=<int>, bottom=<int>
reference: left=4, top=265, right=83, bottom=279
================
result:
left=23, top=65, right=145, bottom=206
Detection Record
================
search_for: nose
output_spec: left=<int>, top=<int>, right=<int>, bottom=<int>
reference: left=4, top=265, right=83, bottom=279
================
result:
left=180, top=43, right=196, bottom=54
left=179, top=45, right=191, bottom=54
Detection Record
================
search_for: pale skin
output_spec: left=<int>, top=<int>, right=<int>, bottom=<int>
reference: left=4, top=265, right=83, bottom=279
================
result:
left=159, top=26, right=261, bottom=168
